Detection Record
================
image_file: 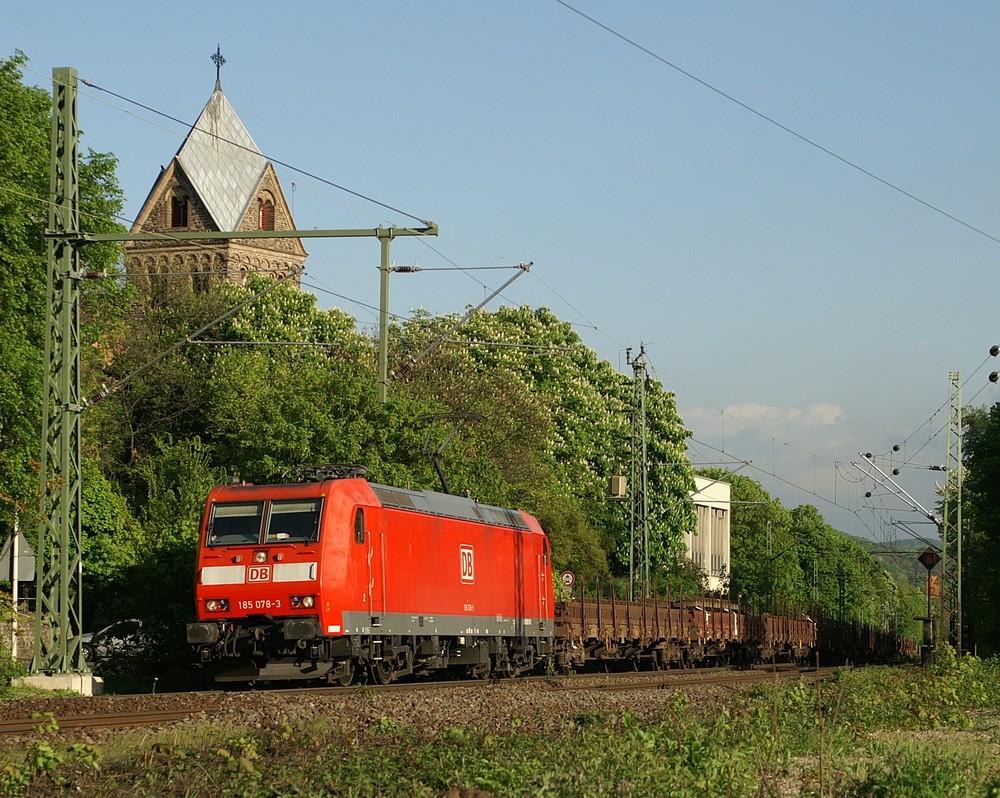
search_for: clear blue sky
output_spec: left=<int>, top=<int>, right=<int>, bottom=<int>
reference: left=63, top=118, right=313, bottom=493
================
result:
left=8, top=1, right=1000, bottom=547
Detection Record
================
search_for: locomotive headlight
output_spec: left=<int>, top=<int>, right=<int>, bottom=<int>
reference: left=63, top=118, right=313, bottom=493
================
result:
left=205, top=598, right=229, bottom=612
left=290, top=595, right=316, bottom=609
left=254, top=550, right=268, bottom=563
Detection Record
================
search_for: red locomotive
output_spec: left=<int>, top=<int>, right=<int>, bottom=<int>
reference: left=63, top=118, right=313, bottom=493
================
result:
left=186, top=466, right=555, bottom=684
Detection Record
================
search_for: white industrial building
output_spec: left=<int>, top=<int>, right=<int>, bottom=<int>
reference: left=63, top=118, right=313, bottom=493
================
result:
left=683, top=476, right=731, bottom=593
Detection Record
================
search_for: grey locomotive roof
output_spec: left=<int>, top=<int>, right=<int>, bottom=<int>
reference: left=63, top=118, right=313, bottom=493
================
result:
left=370, top=484, right=530, bottom=530
left=176, top=84, right=266, bottom=232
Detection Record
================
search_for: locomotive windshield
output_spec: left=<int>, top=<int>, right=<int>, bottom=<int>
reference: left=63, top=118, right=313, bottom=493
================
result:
left=208, top=502, right=264, bottom=546
left=264, top=499, right=322, bottom=543
left=207, top=498, right=323, bottom=547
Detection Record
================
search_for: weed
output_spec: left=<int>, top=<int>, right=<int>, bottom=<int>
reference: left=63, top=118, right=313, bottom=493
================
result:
left=837, top=740, right=979, bottom=797
left=4, top=660, right=1000, bottom=796
left=0, top=713, right=102, bottom=796
left=0, top=652, right=26, bottom=698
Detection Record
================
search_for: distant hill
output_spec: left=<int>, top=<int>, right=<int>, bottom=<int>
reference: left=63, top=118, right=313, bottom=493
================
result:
left=850, top=535, right=927, bottom=590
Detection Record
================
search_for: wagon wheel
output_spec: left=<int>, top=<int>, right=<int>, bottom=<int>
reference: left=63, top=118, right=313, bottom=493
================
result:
left=368, top=657, right=394, bottom=685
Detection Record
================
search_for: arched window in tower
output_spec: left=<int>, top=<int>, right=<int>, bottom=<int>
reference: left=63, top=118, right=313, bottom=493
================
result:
left=259, top=198, right=275, bottom=230
left=170, top=195, right=189, bottom=228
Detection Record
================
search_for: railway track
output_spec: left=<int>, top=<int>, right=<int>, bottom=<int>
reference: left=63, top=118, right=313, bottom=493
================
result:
left=541, top=664, right=836, bottom=692
left=0, top=706, right=214, bottom=736
left=0, top=663, right=830, bottom=736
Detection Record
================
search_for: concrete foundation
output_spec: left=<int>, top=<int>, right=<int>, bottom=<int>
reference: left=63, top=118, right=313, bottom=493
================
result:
left=13, top=673, right=105, bottom=696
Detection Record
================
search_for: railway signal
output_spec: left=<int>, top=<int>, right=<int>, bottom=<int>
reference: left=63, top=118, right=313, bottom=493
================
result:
left=917, top=546, right=941, bottom=665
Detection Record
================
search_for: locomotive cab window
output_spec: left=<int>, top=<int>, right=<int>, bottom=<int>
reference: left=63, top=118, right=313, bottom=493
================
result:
left=208, top=502, right=264, bottom=546
left=353, top=508, right=365, bottom=544
left=265, top=499, right=322, bottom=543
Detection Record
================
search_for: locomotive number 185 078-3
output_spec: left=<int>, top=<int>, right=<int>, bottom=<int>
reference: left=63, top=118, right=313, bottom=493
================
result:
left=237, top=599, right=281, bottom=611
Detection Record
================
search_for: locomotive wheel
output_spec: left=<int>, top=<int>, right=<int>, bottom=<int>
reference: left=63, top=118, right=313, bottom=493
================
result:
left=369, top=657, right=394, bottom=685
left=493, top=654, right=515, bottom=679
left=331, top=660, right=355, bottom=687
left=520, top=648, right=536, bottom=674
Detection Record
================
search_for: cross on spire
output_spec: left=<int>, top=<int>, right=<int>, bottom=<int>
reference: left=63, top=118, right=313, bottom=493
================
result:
left=211, top=45, right=226, bottom=87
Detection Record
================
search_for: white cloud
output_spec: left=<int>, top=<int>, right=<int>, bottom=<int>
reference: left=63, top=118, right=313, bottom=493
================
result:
left=726, top=401, right=844, bottom=428
left=682, top=401, right=854, bottom=519
left=683, top=401, right=846, bottom=448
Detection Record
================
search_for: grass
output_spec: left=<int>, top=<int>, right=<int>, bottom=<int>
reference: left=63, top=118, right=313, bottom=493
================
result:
left=4, top=647, right=1000, bottom=796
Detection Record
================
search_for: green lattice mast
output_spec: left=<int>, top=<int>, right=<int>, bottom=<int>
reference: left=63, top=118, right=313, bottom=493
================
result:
left=32, top=67, right=86, bottom=674
left=628, top=345, right=649, bottom=600
left=941, top=371, right=962, bottom=652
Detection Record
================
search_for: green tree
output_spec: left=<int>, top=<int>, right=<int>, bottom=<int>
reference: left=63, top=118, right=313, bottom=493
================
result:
left=80, top=457, right=139, bottom=597
left=0, top=51, right=125, bottom=534
left=399, top=306, right=696, bottom=574
left=961, top=404, right=1000, bottom=654
left=790, top=504, right=904, bottom=625
left=87, top=289, right=229, bottom=476
left=0, top=52, right=57, bottom=530
left=204, top=278, right=438, bottom=486
left=103, top=436, right=222, bottom=667
left=790, top=504, right=845, bottom=613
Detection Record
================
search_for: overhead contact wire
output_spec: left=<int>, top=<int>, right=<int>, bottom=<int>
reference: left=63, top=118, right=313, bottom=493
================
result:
left=553, top=0, right=1000, bottom=246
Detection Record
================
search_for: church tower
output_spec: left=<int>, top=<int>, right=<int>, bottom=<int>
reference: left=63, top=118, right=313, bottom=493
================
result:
left=123, top=53, right=307, bottom=296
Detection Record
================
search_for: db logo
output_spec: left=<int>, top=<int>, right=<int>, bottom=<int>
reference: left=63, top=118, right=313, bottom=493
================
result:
left=248, top=565, right=272, bottom=583
left=460, top=545, right=475, bottom=584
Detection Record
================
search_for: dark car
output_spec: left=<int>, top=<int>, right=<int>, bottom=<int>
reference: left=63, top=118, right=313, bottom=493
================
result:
left=80, top=619, right=148, bottom=663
